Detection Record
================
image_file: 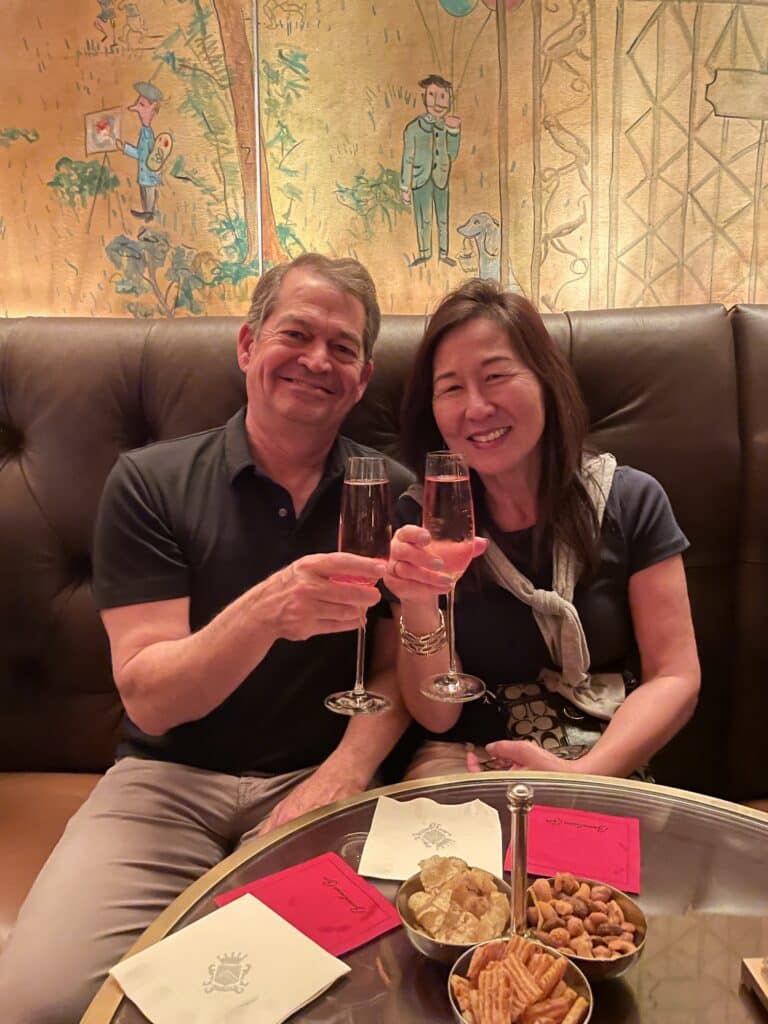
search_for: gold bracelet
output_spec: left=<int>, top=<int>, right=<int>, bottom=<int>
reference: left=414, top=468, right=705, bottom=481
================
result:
left=398, top=610, right=447, bottom=656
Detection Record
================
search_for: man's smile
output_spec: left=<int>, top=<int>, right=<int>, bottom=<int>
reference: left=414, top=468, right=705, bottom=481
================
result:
left=279, top=374, right=335, bottom=396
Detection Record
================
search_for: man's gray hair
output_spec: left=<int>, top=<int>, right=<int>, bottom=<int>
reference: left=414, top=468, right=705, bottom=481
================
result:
left=245, top=253, right=381, bottom=361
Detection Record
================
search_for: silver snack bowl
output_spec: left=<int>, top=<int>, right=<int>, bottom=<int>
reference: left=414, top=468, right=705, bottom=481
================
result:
left=395, top=869, right=513, bottom=967
left=527, top=875, right=647, bottom=983
left=448, top=936, right=594, bottom=1023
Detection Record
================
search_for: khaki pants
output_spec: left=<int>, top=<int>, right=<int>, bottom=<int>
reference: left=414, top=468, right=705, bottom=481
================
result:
left=403, top=739, right=472, bottom=780
left=0, top=756, right=314, bottom=1024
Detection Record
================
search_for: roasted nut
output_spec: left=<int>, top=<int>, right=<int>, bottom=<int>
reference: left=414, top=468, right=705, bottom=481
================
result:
left=608, top=939, right=636, bottom=955
left=547, top=927, right=571, bottom=948
left=569, top=935, right=593, bottom=957
left=541, top=915, right=567, bottom=933
left=532, top=878, right=554, bottom=902
left=569, top=897, right=589, bottom=918
left=590, top=885, right=612, bottom=903
left=552, top=899, right=574, bottom=917
left=606, top=899, right=625, bottom=925
left=526, top=906, right=540, bottom=927
left=585, top=912, right=609, bottom=932
left=587, top=899, right=608, bottom=914
left=566, top=916, right=584, bottom=938
left=596, top=922, right=625, bottom=937
left=539, top=901, right=558, bottom=924
left=554, top=872, right=579, bottom=896
left=593, top=945, right=615, bottom=960
left=577, top=882, right=592, bottom=901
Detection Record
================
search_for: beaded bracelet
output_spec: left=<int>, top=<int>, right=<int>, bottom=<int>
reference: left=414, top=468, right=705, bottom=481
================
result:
left=398, top=610, right=447, bottom=656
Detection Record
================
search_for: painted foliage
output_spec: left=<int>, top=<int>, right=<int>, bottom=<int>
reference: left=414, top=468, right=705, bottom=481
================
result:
left=2, top=0, right=768, bottom=316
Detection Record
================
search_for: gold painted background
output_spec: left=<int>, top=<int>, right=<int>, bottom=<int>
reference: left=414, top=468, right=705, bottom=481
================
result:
left=1, top=0, right=767, bottom=317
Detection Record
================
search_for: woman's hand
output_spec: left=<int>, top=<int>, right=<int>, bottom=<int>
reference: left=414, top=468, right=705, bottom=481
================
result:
left=467, top=740, right=581, bottom=773
left=383, top=524, right=487, bottom=603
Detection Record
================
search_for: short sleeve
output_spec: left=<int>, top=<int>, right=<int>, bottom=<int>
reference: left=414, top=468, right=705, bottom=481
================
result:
left=609, top=466, right=689, bottom=576
left=92, top=453, right=191, bottom=610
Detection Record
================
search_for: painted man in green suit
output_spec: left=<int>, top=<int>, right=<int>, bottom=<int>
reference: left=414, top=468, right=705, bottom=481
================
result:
left=400, top=74, right=461, bottom=268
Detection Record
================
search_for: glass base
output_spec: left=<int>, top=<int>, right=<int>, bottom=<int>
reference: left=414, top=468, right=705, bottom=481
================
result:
left=419, top=672, right=486, bottom=703
left=324, top=689, right=391, bottom=716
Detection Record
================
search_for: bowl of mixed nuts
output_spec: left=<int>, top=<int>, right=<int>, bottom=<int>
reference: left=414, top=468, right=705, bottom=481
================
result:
left=526, top=872, right=647, bottom=983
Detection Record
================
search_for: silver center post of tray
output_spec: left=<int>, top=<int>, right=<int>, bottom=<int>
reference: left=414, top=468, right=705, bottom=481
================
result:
left=507, top=782, right=534, bottom=935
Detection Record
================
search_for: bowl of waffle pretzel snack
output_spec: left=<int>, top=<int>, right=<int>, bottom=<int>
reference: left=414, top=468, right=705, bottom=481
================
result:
left=448, top=933, right=593, bottom=1024
left=527, top=872, right=647, bottom=983
left=395, top=854, right=512, bottom=965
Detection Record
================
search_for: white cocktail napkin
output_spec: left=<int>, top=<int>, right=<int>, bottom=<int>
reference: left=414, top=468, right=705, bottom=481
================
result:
left=357, top=796, right=503, bottom=880
left=110, top=894, right=350, bottom=1024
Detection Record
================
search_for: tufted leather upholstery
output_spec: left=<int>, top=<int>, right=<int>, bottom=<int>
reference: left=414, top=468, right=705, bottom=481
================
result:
left=0, top=305, right=766, bottom=948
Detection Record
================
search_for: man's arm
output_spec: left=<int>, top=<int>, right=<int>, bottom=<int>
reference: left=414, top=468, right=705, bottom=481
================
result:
left=101, top=551, right=387, bottom=735
left=257, top=617, right=411, bottom=834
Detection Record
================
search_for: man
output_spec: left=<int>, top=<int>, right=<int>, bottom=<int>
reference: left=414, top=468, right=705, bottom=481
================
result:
left=0, top=254, right=413, bottom=1023
left=400, top=74, right=461, bottom=268
left=116, top=80, right=164, bottom=221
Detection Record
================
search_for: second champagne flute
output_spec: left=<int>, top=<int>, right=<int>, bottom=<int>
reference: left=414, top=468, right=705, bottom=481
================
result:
left=420, top=451, right=486, bottom=703
left=324, top=456, right=392, bottom=716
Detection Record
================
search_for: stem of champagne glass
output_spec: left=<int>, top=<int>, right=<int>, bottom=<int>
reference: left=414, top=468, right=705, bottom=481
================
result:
left=445, top=587, right=458, bottom=680
left=351, top=625, right=366, bottom=697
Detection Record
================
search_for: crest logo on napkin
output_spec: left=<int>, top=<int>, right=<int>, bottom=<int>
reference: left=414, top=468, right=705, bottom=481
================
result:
left=203, top=952, right=251, bottom=994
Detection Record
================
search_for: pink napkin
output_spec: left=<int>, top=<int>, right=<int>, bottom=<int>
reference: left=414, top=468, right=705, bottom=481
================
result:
left=215, top=852, right=401, bottom=956
left=504, top=804, right=641, bottom=892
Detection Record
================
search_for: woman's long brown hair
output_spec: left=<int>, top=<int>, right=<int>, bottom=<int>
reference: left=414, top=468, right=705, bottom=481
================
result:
left=400, top=279, right=600, bottom=576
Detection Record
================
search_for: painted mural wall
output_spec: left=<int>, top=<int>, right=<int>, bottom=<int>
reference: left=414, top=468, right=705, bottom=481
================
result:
left=1, top=0, right=767, bottom=318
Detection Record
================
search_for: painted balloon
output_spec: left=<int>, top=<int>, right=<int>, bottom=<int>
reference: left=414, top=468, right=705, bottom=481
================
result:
left=438, top=0, right=479, bottom=16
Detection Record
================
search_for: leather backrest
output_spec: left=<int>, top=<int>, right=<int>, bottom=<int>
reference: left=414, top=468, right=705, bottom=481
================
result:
left=568, top=305, right=740, bottom=795
left=0, top=306, right=757, bottom=796
left=730, top=305, right=768, bottom=800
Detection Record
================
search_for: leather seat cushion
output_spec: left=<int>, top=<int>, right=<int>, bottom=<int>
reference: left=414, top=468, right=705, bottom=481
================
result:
left=0, top=772, right=100, bottom=950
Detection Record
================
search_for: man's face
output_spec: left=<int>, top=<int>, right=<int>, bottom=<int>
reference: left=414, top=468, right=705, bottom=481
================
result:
left=238, top=267, right=372, bottom=439
left=424, top=83, right=451, bottom=119
left=128, top=94, right=158, bottom=126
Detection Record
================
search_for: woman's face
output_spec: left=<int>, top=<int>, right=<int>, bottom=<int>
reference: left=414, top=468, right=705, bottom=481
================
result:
left=431, top=316, right=546, bottom=481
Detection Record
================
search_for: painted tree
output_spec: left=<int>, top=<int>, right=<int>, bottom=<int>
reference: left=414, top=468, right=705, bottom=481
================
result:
left=212, top=0, right=281, bottom=266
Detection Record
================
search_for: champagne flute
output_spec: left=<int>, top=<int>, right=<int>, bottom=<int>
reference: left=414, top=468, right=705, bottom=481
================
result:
left=419, top=451, right=486, bottom=703
left=324, top=456, right=392, bottom=716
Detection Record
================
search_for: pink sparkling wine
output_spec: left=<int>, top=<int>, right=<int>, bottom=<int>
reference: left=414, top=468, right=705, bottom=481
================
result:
left=337, top=479, right=392, bottom=569
left=422, top=473, right=475, bottom=582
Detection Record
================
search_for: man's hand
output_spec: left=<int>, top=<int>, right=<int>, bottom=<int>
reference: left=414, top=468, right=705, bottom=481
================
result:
left=401, top=188, right=412, bottom=205
left=445, top=115, right=461, bottom=130
left=114, top=137, right=124, bottom=151
left=258, top=761, right=366, bottom=835
left=258, top=552, right=386, bottom=642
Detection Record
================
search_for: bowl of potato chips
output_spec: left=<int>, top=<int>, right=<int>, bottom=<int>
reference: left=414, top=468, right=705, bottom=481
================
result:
left=526, top=873, right=647, bottom=983
left=448, top=934, right=593, bottom=1024
left=395, top=854, right=512, bottom=966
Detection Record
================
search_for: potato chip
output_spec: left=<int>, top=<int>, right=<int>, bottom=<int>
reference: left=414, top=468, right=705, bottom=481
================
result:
left=410, top=855, right=510, bottom=944
left=451, top=938, right=590, bottom=1024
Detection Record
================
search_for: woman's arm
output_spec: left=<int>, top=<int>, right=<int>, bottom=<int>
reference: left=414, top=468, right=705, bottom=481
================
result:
left=483, top=554, right=700, bottom=777
left=384, top=524, right=486, bottom=733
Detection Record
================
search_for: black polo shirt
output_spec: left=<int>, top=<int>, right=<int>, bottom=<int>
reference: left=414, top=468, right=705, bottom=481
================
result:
left=93, top=408, right=414, bottom=775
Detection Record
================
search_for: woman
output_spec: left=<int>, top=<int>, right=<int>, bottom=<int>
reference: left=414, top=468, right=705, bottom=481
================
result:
left=384, top=280, right=700, bottom=779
